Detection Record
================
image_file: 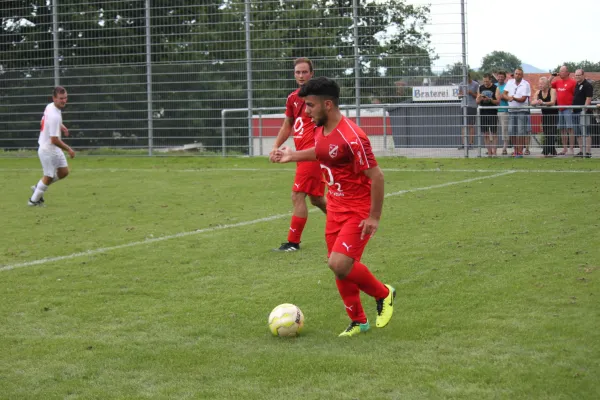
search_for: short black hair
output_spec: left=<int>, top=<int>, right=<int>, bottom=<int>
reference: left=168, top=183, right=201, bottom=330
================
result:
left=298, top=77, right=340, bottom=106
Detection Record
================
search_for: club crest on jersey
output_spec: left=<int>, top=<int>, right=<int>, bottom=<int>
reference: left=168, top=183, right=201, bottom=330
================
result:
left=329, top=144, right=338, bottom=158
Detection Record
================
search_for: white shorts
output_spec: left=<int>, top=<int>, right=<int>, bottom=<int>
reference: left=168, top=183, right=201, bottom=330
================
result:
left=498, top=112, right=509, bottom=141
left=38, top=146, right=68, bottom=178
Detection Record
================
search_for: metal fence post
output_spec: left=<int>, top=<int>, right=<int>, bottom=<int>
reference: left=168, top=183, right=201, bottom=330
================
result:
left=52, top=0, right=60, bottom=87
left=582, top=111, right=588, bottom=156
left=221, top=109, right=227, bottom=157
left=476, top=107, right=482, bottom=157
left=460, top=0, right=468, bottom=158
left=258, top=110, right=263, bottom=156
left=145, top=0, right=153, bottom=156
left=245, top=0, right=253, bottom=156
left=383, top=106, right=387, bottom=150
left=353, top=0, right=360, bottom=126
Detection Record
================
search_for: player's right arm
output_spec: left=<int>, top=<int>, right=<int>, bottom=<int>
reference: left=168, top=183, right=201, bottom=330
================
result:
left=269, top=117, right=293, bottom=162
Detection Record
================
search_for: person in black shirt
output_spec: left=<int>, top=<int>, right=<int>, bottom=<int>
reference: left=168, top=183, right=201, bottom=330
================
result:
left=572, top=69, right=594, bottom=158
left=476, top=74, right=499, bottom=156
left=532, top=77, right=558, bottom=157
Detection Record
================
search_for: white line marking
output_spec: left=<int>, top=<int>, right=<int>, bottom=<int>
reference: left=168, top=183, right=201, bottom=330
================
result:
left=1, top=167, right=599, bottom=173
left=0, top=214, right=290, bottom=272
left=385, top=170, right=515, bottom=197
left=0, top=167, right=293, bottom=173
left=1, top=171, right=515, bottom=272
left=383, top=169, right=600, bottom=173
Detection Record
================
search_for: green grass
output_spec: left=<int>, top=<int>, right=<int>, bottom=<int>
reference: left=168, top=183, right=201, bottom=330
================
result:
left=1, top=156, right=599, bottom=399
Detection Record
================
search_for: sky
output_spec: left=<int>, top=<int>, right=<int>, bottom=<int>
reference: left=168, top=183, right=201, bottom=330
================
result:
left=408, top=0, right=600, bottom=72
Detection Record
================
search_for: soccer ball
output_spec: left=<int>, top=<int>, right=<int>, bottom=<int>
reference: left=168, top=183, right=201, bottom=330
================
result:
left=268, top=303, right=304, bottom=337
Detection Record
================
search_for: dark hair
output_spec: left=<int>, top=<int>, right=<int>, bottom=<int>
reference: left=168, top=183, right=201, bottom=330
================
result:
left=483, top=73, right=494, bottom=80
left=53, top=86, right=67, bottom=97
left=514, top=67, right=523, bottom=74
left=298, top=77, right=340, bottom=106
left=294, top=57, right=313, bottom=73
left=497, top=70, right=506, bottom=77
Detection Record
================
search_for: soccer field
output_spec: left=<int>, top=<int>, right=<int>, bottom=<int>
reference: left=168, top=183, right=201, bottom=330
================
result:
left=1, top=156, right=599, bottom=399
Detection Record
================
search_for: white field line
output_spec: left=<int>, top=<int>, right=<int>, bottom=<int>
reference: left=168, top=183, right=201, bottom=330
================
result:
left=1, top=171, right=515, bottom=272
left=0, top=167, right=599, bottom=173
left=385, top=170, right=515, bottom=197
left=0, top=213, right=291, bottom=272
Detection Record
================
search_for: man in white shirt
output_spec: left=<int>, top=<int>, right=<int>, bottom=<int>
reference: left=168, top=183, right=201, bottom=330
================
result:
left=29, top=86, right=75, bottom=206
left=503, top=68, right=531, bottom=158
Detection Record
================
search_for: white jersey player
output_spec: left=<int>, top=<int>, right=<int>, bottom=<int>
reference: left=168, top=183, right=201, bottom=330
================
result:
left=29, top=86, right=75, bottom=206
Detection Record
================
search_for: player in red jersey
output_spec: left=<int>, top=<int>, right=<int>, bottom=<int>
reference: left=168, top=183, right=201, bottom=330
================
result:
left=273, top=77, right=395, bottom=337
left=269, top=58, right=327, bottom=252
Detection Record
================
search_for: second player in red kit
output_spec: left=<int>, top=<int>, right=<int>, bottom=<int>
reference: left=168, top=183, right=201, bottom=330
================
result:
left=270, top=58, right=326, bottom=252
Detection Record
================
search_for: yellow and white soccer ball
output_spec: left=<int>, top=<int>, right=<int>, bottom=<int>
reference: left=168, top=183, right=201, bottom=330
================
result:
left=268, top=303, right=304, bottom=337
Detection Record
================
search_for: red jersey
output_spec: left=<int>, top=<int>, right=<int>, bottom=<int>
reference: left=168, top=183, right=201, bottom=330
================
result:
left=314, top=116, right=378, bottom=214
left=285, top=89, right=316, bottom=151
left=551, top=78, right=576, bottom=108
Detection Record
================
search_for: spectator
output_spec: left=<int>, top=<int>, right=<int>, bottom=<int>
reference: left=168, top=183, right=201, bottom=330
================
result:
left=572, top=69, right=593, bottom=158
left=503, top=68, right=531, bottom=158
left=495, top=71, right=510, bottom=155
left=524, top=109, right=533, bottom=156
left=531, top=77, right=558, bottom=157
left=551, top=66, right=577, bottom=156
left=457, top=72, right=479, bottom=149
left=477, top=73, right=499, bottom=156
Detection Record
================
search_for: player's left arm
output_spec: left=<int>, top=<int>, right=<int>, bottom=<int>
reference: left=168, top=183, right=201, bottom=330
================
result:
left=359, top=166, right=384, bottom=240
left=60, top=123, right=69, bottom=137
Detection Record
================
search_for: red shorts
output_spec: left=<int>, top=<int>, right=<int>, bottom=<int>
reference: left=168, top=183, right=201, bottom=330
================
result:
left=325, top=210, right=370, bottom=262
left=292, top=161, right=325, bottom=197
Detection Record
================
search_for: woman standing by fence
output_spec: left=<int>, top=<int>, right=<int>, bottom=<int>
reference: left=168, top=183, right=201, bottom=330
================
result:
left=532, top=77, right=558, bottom=157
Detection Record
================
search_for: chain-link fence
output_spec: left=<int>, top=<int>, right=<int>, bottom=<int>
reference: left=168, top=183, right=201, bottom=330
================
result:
left=1, top=0, right=471, bottom=156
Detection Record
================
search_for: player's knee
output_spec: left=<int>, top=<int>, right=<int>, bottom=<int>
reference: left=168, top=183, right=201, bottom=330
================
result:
left=57, top=168, right=69, bottom=179
left=328, top=255, right=352, bottom=278
left=328, top=260, right=345, bottom=278
left=291, top=191, right=306, bottom=204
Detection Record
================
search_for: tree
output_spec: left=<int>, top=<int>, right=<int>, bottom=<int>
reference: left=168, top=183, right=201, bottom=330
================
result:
left=480, top=51, right=522, bottom=74
left=552, top=60, right=600, bottom=73
left=439, top=62, right=480, bottom=84
left=0, top=0, right=435, bottom=152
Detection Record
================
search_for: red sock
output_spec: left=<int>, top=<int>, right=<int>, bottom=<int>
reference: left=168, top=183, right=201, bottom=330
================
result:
left=335, top=278, right=366, bottom=323
left=287, top=216, right=307, bottom=244
left=345, top=261, right=389, bottom=299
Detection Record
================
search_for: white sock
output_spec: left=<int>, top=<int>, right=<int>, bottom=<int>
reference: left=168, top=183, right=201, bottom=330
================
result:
left=31, top=180, right=48, bottom=202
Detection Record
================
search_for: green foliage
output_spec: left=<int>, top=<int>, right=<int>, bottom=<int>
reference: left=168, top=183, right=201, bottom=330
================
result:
left=479, top=51, right=522, bottom=74
left=552, top=60, right=600, bottom=73
left=1, top=0, right=435, bottom=150
left=439, top=62, right=481, bottom=83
